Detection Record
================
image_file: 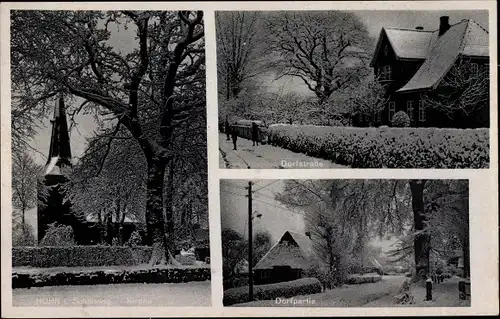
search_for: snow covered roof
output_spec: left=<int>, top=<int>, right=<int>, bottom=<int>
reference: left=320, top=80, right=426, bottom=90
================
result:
left=384, top=28, right=437, bottom=60
left=254, top=231, right=314, bottom=270
left=43, top=156, right=73, bottom=176
left=397, top=20, right=489, bottom=93
left=371, top=19, right=489, bottom=93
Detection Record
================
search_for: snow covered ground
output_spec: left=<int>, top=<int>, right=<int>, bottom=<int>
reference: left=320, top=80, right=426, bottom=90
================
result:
left=12, top=282, right=211, bottom=307
left=233, top=276, right=406, bottom=307
left=219, top=133, right=345, bottom=169
left=363, top=276, right=471, bottom=307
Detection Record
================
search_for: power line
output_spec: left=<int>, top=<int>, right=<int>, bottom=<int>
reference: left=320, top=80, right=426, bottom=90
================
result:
left=220, top=188, right=247, bottom=198
left=252, top=180, right=280, bottom=193
left=220, top=180, right=247, bottom=190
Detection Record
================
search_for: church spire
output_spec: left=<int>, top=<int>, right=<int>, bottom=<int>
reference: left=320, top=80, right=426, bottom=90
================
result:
left=45, top=95, right=72, bottom=175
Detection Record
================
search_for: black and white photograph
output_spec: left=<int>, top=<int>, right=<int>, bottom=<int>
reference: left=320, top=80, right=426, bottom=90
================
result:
left=221, top=179, right=471, bottom=307
left=9, top=10, right=210, bottom=306
left=216, top=10, right=490, bottom=169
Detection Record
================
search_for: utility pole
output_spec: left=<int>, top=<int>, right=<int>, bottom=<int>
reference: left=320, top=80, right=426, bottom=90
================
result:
left=247, top=181, right=253, bottom=302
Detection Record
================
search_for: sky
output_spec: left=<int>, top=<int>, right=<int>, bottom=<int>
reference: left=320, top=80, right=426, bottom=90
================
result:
left=220, top=179, right=305, bottom=244
left=220, top=179, right=400, bottom=254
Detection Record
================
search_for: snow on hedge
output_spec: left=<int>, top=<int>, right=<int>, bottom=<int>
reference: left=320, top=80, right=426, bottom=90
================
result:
left=223, top=277, right=322, bottom=306
left=267, top=125, right=489, bottom=168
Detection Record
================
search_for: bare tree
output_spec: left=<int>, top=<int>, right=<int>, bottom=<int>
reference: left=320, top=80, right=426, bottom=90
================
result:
left=345, top=75, right=389, bottom=126
left=265, top=11, right=371, bottom=104
left=12, top=151, right=43, bottom=229
left=216, top=11, right=267, bottom=100
left=11, top=10, right=205, bottom=265
left=422, top=58, right=489, bottom=127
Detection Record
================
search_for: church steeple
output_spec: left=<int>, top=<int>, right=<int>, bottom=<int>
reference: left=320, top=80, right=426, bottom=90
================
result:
left=45, top=95, right=72, bottom=176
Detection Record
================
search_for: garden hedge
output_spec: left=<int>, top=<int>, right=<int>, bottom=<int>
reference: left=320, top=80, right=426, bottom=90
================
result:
left=12, top=246, right=152, bottom=268
left=12, top=266, right=211, bottom=288
left=347, top=274, right=382, bottom=284
left=267, top=125, right=489, bottom=168
left=223, top=277, right=322, bottom=306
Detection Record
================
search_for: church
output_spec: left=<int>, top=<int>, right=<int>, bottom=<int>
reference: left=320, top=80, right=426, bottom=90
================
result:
left=37, top=96, right=140, bottom=245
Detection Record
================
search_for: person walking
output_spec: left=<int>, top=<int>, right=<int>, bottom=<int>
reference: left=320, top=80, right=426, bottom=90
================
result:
left=225, top=116, right=230, bottom=141
left=251, top=121, right=259, bottom=146
left=231, top=123, right=238, bottom=150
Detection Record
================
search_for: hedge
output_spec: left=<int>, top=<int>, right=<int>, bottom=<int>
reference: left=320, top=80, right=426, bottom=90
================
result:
left=347, top=274, right=382, bottom=284
left=223, top=277, right=322, bottom=306
left=12, top=246, right=152, bottom=268
left=12, top=266, right=211, bottom=288
left=267, top=125, right=489, bottom=168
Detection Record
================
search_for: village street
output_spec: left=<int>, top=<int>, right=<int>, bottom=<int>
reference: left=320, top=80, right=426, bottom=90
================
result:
left=12, top=282, right=211, bottom=307
left=219, top=133, right=344, bottom=169
left=234, top=276, right=407, bottom=307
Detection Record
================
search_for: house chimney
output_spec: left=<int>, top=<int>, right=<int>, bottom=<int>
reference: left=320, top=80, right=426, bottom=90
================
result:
left=415, top=26, right=424, bottom=30
left=305, top=231, right=311, bottom=239
left=439, top=16, right=450, bottom=36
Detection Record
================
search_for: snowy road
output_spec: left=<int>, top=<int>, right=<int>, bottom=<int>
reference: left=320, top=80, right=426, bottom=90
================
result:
left=219, top=133, right=345, bottom=169
left=233, top=276, right=406, bottom=307
left=12, top=282, right=211, bottom=307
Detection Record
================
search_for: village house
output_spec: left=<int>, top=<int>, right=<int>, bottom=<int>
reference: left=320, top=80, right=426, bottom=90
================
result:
left=367, top=16, right=489, bottom=128
left=253, top=231, right=316, bottom=285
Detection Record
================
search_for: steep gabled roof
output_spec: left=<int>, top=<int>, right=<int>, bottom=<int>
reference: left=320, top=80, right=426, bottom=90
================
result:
left=397, top=19, right=489, bottom=93
left=45, top=96, right=72, bottom=176
left=370, top=28, right=436, bottom=67
left=254, top=230, right=314, bottom=270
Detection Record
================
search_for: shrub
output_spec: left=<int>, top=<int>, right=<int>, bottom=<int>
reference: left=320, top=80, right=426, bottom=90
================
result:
left=126, top=231, right=142, bottom=247
left=223, top=277, right=322, bottom=306
left=12, top=246, right=152, bottom=267
left=39, top=223, right=76, bottom=246
left=394, top=279, right=415, bottom=304
left=12, top=222, right=36, bottom=247
left=267, top=125, right=489, bottom=168
left=12, top=266, right=211, bottom=288
left=391, top=111, right=410, bottom=127
left=346, top=274, right=382, bottom=284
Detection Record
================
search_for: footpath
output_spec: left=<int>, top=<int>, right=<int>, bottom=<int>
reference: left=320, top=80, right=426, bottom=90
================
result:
left=219, top=133, right=344, bottom=169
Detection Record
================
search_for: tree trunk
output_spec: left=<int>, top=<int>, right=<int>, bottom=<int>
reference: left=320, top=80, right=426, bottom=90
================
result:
left=106, top=211, right=113, bottom=245
left=146, top=158, right=169, bottom=265
left=409, top=180, right=430, bottom=282
left=462, top=230, right=470, bottom=278
left=164, top=162, right=177, bottom=263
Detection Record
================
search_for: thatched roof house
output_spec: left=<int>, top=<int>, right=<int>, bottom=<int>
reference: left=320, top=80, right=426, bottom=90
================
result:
left=253, top=231, right=316, bottom=284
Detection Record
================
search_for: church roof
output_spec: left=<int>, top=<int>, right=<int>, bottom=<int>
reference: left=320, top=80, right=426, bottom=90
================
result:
left=44, top=96, right=72, bottom=176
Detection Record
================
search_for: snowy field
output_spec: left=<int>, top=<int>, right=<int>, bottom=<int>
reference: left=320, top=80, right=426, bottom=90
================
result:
left=12, top=282, right=211, bottom=307
left=219, top=133, right=344, bottom=169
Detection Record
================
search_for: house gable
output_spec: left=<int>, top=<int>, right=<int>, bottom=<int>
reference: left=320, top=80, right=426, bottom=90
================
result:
left=397, top=19, right=489, bottom=93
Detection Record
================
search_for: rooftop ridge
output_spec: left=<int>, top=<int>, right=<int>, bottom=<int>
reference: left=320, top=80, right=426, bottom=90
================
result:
left=384, top=19, right=486, bottom=34
left=384, top=26, right=434, bottom=33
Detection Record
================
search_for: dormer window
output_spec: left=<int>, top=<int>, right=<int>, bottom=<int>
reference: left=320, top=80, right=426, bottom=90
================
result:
left=380, top=65, right=392, bottom=81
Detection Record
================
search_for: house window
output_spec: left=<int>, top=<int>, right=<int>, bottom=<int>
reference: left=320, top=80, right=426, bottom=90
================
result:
left=418, top=100, right=426, bottom=122
left=384, top=45, right=389, bottom=56
left=470, top=63, right=479, bottom=73
left=380, top=65, right=392, bottom=81
left=406, top=101, right=414, bottom=122
left=388, top=102, right=396, bottom=121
